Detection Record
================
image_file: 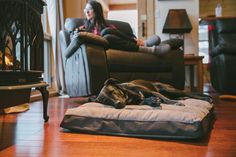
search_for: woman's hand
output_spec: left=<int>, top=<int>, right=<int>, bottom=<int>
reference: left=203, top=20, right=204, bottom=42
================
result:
left=134, top=38, right=145, bottom=46
left=79, top=25, right=86, bottom=31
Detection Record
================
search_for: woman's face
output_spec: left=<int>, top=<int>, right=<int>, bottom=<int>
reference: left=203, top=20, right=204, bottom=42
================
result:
left=84, top=4, right=95, bottom=20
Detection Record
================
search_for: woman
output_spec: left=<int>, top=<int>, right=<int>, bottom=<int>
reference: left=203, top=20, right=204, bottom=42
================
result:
left=74, top=0, right=171, bottom=55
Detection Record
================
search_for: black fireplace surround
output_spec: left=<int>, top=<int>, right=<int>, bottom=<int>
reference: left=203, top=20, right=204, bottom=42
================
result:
left=0, top=0, right=49, bottom=121
left=0, top=0, right=45, bottom=85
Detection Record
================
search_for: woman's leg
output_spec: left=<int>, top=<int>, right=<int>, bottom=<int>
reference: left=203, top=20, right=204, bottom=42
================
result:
left=103, top=34, right=139, bottom=51
left=139, top=44, right=171, bottom=56
left=64, top=37, right=81, bottom=59
left=101, top=28, right=162, bottom=47
left=101, top=27, right=135, bottom=41
left=102, top=28, right=170, bottom=55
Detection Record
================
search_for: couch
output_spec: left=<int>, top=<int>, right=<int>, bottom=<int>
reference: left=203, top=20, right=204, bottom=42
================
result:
left=208, top=17, right=236, bottom=95
left=59, top=18, right=185, bottom=97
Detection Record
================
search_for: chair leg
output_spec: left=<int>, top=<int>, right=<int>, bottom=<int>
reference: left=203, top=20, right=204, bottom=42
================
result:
left=36, top=86, right=49, bottom=122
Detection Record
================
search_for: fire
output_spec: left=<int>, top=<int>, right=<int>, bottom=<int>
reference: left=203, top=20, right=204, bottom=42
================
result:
left=0, top=50, right=14, bottom=66
left=5, top=56, right=13, bottom=65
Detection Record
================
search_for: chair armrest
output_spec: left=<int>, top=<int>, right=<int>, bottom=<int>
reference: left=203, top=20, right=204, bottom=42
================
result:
left=167, top=50, right=185, bottom=90
left=61, top=31, right=109, bottom=60
left=63, top=43, right=109, bottom=96
left=78, top=32, right=109, bottom=48
left=210, top=43, right=236, bottom=57
left=83, top=44, right=109, bottom=94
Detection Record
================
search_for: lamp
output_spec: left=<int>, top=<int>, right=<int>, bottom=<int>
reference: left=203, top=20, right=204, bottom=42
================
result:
left=162, top=9, right=192, bottom=51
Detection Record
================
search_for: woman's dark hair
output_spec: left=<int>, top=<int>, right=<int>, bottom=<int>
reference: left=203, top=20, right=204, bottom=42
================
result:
left=84, top=0, right=107, bottom=32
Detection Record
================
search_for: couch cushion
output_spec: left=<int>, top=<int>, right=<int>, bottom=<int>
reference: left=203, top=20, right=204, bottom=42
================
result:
left=106, top=49, right=173, bottom=72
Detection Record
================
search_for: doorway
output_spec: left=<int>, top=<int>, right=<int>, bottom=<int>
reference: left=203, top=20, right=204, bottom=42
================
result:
left=108, top=5, right=138, bottom=36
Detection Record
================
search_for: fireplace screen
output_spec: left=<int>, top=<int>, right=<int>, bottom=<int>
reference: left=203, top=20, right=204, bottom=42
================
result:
left=0, top=0, right=46, bottom=85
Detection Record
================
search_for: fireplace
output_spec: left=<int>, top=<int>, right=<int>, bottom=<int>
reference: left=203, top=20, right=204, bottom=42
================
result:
left=0, top=0, right=46, bottom=85
left=0, top=0, right=49, bottom=121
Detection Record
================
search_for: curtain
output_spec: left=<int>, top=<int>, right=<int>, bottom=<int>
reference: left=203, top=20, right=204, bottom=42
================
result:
left=46, top=0, right=66, bottom=95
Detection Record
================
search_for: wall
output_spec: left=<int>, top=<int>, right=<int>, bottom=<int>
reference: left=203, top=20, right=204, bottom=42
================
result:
left=155, top=0, right=199, bottom=55
left=108, top=10, right=138, bottom=36
left=200, top=0, right=236, bottom=17
left=63, top=0, right=87, bottom=19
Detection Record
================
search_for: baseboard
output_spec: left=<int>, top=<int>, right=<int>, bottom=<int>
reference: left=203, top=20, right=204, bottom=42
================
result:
left=219, top=95, right=236, bottom=100
left=30, top=88, right=59, bottom=102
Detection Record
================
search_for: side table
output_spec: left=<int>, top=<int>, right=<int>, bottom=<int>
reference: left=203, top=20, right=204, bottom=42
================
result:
left=0, top=82, right=49, bottom=122
left=184, top=55, right=204, bottom=92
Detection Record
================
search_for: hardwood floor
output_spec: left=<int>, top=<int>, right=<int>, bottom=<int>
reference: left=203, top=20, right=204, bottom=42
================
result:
left=1, top=90, right=236, bottom=157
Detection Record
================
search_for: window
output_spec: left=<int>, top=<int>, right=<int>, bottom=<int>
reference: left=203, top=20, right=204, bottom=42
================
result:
left=41, top=6, right=53, bottom=87
left=199, top=24, right=209, bottom=64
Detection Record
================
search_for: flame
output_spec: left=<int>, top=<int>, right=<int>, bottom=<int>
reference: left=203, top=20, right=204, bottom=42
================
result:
left=5, top=56, right=13, bottom=65
left=0, top=51, right=13, bottom=66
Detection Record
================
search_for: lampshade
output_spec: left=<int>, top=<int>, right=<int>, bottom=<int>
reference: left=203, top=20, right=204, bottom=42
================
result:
left=162, top=9, right=192, bottom=34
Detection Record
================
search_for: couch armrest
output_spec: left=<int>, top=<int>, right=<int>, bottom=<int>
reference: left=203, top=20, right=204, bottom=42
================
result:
left=210, top=43, right=236, bottom=57
left=106, top=49, right=185, bottom=90
left=84, top=44, right=109, bottom=94
left=63, top=43, right=109, bottom=97
left=61, top=31, right=109, bottom=60
left=167, top=50, right=185, bottom=90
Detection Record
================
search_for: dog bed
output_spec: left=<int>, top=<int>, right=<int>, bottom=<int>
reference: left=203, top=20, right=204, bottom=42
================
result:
left=60, top=98, right=214, bottom=139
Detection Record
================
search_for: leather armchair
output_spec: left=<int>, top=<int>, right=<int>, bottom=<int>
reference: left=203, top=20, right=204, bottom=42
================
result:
left=208, top=17, right=236, bottom=95
left=59, top=18, right=185, bottom=97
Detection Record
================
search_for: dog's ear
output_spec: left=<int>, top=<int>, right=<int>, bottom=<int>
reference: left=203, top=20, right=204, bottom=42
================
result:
left=104, top=78, right=121, bottom=85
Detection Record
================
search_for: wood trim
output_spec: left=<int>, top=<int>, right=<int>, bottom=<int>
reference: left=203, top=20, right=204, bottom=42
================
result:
left=146, top=0, right=155, bottom=37
left=137, top=0, right=155, bottom=39
left=30, top=88, right=58, bottom=102
left=109, top=4, right=136, bottom=10
left=137, top=0, right=147, bottom=40
left=63, top=0, right=87, bottom=18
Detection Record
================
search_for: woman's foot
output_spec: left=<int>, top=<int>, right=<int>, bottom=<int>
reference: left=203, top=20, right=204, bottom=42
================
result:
left=145, top=35, right=161, bottom=47
left=152, top=44, right=171, bottom=56
left=138, top=44, right=171, bottom=56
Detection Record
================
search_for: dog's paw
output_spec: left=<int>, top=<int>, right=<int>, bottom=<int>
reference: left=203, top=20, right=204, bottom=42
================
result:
left=114, top=100, right=126, bottom=109
left=142, top=97, right=161, bottom=107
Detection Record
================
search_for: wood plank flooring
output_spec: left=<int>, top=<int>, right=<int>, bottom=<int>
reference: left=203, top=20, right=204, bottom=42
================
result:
left=0, top=91, right=236, bottom=157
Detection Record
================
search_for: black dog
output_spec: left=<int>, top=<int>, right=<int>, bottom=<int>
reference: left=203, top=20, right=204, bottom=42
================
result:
left=93, top=78, right=212, bottom=109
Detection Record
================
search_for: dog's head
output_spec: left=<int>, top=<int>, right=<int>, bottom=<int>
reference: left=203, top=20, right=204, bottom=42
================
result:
left=95, top=78, right=142, bottom=109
